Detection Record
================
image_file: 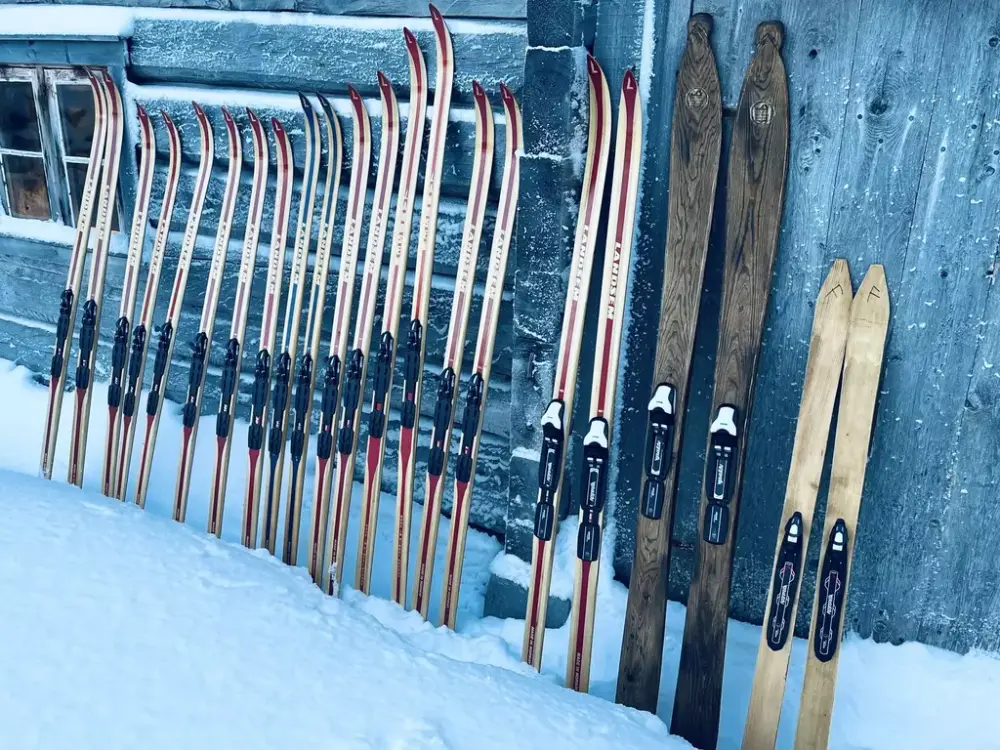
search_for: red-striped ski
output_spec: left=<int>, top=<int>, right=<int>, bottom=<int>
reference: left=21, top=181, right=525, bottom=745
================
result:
left=566, top=69, right=642, bottom=693
left=354, top=27, right=429, bottom=601
left=133, top=102, right=215, bottom=510
left=174, top=108, right=243, bottom=525
left=410, top=80, right=493, bottom=619
left=40, top=69, right=106, bottom=481
left=241, top=117, right=294, bottom=547
left=522, top=55, right=612, bottom=670
left=390, top=4, right=453, bottom=606
left=439, top=84, right=521, bottom=628
left=260, top=95, right=322, bottom=559
left=207, top=108, right=270, bottom=540
left=114, top=111, right=182, bottom=501
left=101, top=103, right=156, bottom=497
left=67, top=70, right=125, bottom=488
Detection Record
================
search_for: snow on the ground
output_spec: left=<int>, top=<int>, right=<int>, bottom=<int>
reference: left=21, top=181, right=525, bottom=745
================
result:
left=0, top=359, right=998, bottom=749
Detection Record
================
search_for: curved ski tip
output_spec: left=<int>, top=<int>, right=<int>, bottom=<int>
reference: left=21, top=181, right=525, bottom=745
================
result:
left=756, top=21, right=784, bottom=50
left=135, top=102, right=148, bottom=119
left=245, top=107, right=260, bottom=126
left=271, top=116, right=286, bottom=138
left=586, top=53, right=605, bottom=82
left=428, top=3, right=443, bottom=23
left=377, top=70, right=391, bottom=92
left=298, top=91, right=314, bottom=113
left=819, top=258, right=853, bottom=306
left=688, top=13, right=713, bottom=36
left=622, top=68, right=637, bottom=94
left=471, top=80, right=486, bottom=101
left=347, top=84, right=363, bottom=109
left=101, top=68, right=115, bottom=86
left=220, top=105, right=235, bottom=125
left=160, top=109, right=175, bottom=129
left=499, top=82, right=514, bottom=103
left=403, top=26, right=417, bottom=46
left=191, top=101, right=208, bottom=121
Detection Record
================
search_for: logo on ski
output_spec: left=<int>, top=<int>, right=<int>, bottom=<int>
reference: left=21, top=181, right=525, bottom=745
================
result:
left=750, top=99, right=773, bottom=125
left=685, top=87, right=707, bottom=110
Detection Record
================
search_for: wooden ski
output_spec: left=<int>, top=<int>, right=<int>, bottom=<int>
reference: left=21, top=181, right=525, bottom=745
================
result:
left=133, top=102, right=214, bottom=511
left=241, top=117, right=294, bottom=548
left=671, top=22, right=788, bottom=750
left=67, top=71, right=124, bottom=488
left=314, top=75, right=397, bottom=593
left=207, top=108, right=269, bottom=538
left=794, top=264, right=889, bottom=750
left=174, top=107, right=243, bottom=525
left=101, top=102, right=156, bottom=497
left=741, top=260, right=851, bottom=749
left=389, top=3, right=454, bottom=606
left=522, top=55, right=612, bottom=670
left=439, top=84, right=521, bottom=628
left=40, top=69, right=106, bottom=481
left=616, top=13, right=721, bottom=711
left=114, top=111, right=182, bottom=501
left=566, top=68, right=642, bottom=693
left=262, top=95, right=322, bottom=558
left=353, top=28, right=428, bottom=597
left=410, top=79, right=494, bottom=619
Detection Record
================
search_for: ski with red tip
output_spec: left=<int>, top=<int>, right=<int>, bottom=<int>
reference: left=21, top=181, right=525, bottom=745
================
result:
left=173, top=108, right=243, bottom=525
left=40, top=69, right=107, bottom=481
left=101, top=103, right=156, bottom=497
left=114, top=111, right=182, bottom=501
left=566, top=68, right=643, bottom=693
left=411, top=79, right=494, bottom=619
left=67, top=70, right=125, bottom=488
left=207, top=108, right=269, bottom=541
left=522, top=55, right=612, bottom=670
left=389, top=3, right=453, bottom=606
left=133, top=102, right=215, bottom=510
left=309, top=79, right=394, bottom=590
left=241, top=117, right=294, bottom=547
left=440, top=84, right=521, bottom=629
left=354, top=27, right=429, bottom=601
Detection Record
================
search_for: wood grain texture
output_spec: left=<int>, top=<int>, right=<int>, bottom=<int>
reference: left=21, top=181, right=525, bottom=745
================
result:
left=741, top=259, right=851, bottom=750
left=671, top=22, right=789, bottom=750
left=615, top=13, right=722, bottom=715
left=794, top=264, right=889, bottom=750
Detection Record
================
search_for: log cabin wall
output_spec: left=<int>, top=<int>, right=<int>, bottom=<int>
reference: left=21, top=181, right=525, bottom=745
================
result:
left=2, top=0, right=999, bottom=655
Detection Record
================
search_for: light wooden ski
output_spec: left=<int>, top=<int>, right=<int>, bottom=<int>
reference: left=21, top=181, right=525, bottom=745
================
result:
left=207, top=108, right=269, bottom=538
left=411, top=79, right=494, bottom=619
left=741, top=259, right=852, bottom=750
left=439, top=84, right=521, bottom=629
left=672, top=22, right=788, bottom=749
left=794, top=264, right=889, bottom=750
left=353, top=28, right=428, bottom=597
left=522, top=55, right=612, bottom=670
left=101, top=102, right=156, bottom=498
left=616, top=14, right=721, bottom=712
left=566, top=68, right=642, bottom=693
left=114, top=111, right=182, bottom=501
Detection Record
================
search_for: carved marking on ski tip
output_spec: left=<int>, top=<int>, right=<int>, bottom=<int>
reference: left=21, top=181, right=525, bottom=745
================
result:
left=751, top=100, right=773, bottom=125
left=686, top=87, right=707, bottom=110
left=826, top=283, right=847, bottom=300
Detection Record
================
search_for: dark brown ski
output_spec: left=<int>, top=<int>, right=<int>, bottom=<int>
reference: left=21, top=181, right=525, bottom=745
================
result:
left=670, top=21, right=788, bottom=750
left=615, top=14, right=722, bottom=714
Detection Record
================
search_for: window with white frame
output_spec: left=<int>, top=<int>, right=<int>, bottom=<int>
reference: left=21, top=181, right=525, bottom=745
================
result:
left=0, top=65, right=119, bottom=230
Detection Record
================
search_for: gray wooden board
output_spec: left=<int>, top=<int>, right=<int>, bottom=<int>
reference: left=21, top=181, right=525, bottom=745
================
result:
left=128, top=14, right=525, bottom=100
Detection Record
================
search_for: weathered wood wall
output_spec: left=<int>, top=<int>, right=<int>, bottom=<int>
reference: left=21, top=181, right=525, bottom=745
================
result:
left=493, top=0, right=1000, bottom=657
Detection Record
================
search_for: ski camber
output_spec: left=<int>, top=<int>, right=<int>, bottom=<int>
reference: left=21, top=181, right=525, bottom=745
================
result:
left=314, top=85, right=373, bottom=593
left=114, top=110, right=182, bottom=501
left=133, top=102, right=214, bottom=510
left=241, top=117, right=293, bottom=548
left=741, top=260, right=851, bottom=750
left=67, top=71, right=124, bottom=488
left=389, top=3, right=453, bottom=606
left=522, top=54, right=611, bottom=670
left=100, top=101, right=156, bottom=497
left=439, top=83, right=521, bottom=629
left=174, top=107, right=243, bottom=525
left=410, top=79, right=494, bottom=619
left=566, top=68, right=642, bottom=693
left=40, top=69, right=107, bottom=480
left=615, top=13, right=722, bottom=713
left=208, top=108, right=269, bottom=539
left=356, top=26, right=428, bottom=603
left=261, top=95, right=321, bottom=559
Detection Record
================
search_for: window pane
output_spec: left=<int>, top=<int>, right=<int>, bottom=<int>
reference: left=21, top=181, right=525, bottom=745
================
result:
left=0, top=81, right=42, bottom=152
left=57, top=83, right=95, bottom=158
left=67, top=161, right=119, bottom=231
left=5, top=154, right=50, bottom=219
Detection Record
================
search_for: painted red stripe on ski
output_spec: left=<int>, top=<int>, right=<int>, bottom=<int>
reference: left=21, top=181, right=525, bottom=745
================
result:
left=570, top=559, right=592, bottom=690
left=394, top=425, right=415, bottom=596
left=441, top=478, right=470, bottom=625
left=209, top=436, right=227, bottom=535
left=115, top=413, right=132, bottom=497
left=102, top=406, right=118, bottom=494
left=175, top=426, right=193, bottom=519
left=524, top=536, right=547, bottom=664
left=357, top=434, right=383, bottom=589
left=309, top=457, right=329, bottom=576
left=244, top=448, right=261, bottom=546
left=556, top=59, right=606, bottom=400
left=414, top=472, right=442, bottom=612
left=232, top=112, right=266, bottom=335
left=260, top=123, right=292, bottom=341
left=135, top=413, right=156, bottom=504
left=474, top=300, right=495, bottom=372
left=69, top=387, right=87, bottom=485
left=329, top=458, right=352, bottom=578
left=41, top=384, right=58, bottom=471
